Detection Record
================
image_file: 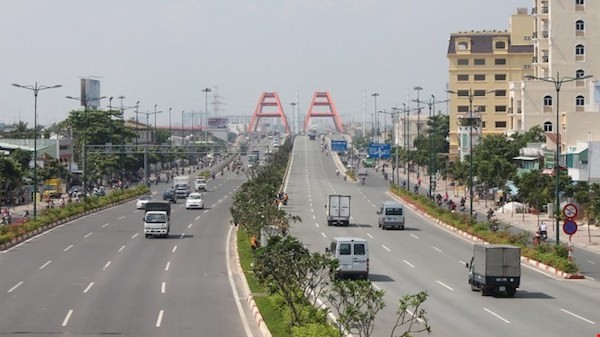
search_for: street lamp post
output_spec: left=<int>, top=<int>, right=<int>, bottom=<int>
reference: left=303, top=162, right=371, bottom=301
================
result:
left=153, top=104, right=163, bottom=144
left=371, top=93, right=380, bottom=143
left=447, top=88, right=496, bottom=220
left=525, top=73, right=593, bottom=244
left=181, top=110, right=185, bottom=146
left=66, top=95, right=106, bottom=203
left=168, top=107, right=173, bottom=146
left=290, top=102, right=297, bottom=135
left=202, top=88, right=211, bottom=144
left=12, top=82, right=62, bottom=219
left=414, top=86, right=423, bottom=176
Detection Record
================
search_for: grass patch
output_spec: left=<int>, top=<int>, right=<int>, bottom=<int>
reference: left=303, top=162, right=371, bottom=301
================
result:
left=236, top=228, right=291, bottom=337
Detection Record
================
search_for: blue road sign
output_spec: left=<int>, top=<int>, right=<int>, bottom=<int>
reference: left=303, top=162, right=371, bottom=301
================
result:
left=368, top=143, right=391, bottom=159
left=563, top=219, right=578, bottom=236
left=331, top=140, right=347, bottom=153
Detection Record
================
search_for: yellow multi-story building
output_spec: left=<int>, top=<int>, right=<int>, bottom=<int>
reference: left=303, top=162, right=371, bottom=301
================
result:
left=447, top=8, right=534, bottom=159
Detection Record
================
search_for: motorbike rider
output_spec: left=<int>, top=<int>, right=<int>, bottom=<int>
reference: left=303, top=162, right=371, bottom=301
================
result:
left=539, top=221, right=548, bottom=241
left=336, top=169, right=339, bottom=176
left=487, top=208, right=495, bottom=221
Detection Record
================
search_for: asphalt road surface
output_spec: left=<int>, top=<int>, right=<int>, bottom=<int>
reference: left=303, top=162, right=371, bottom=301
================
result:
left=0, top=157, right=256, bottom=337
left=285, top=135, right=600, bottom=337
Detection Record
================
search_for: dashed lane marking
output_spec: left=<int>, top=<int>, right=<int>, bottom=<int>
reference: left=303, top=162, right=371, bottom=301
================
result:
left=102, top=223, right=110, bottom=228
left=161, top=282, right=166, bottom=294
left=484, top=308, right=510, bottom=324
left=83, top=282, right=94, bottom=293
left=102, top=261, right=111, bottom=271
left=132, top=233, right=139, bottom=239
left=118, top=245, right=126, bottom=252
left=403, top=260, right=415, bottom=268
left=367, top=233, right=374, bottom=239
left=433, top=246, right=443, bottom=253
left=560, top=308, right=596, bottom=325
left=321, top=232, right=327, bottom=238
left=118, top=215, right=125, bottom=220
left=84, top=232, right=93, bottom=239
left=7, top=281, right=23, bottom=293
left=39, top=260, right=51, bottom=269
left=165, top=261, right=170, bottom=271
left=62, top=309, right=73, bottom=327
left=436, top=280, right=454, bottom=291
left=155, top=310, right=164, bottom=327
left=381, top=245, right=391, bottom=252
left=410, top=234, right=419, bottom=240
left=172, top=245, right=177, bottom=253
left=64, top=244, right=73, bottom=252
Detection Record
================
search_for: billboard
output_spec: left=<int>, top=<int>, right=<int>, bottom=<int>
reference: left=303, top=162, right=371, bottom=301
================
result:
left=208, top=117, right=229, bottom=128
left=80, top=78, right=102, bottom=109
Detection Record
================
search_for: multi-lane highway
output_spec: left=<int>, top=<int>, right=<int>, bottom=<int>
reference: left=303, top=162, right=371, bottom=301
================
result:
left=285, top=135, right=600, bottom=337
left=0, top=160, right=257, bottom=337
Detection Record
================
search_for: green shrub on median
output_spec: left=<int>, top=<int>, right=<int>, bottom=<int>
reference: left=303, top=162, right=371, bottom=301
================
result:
left=391, top=185, right=579, bottom=273
left=0, top=185, right=150, bottom=246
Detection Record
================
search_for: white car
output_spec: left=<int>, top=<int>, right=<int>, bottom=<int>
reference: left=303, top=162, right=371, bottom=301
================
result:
left=136, top=195, right=153, bottom=209
left=185, top=193, right=204, bottom=209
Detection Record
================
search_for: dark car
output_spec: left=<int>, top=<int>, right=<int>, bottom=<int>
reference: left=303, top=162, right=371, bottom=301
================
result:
left=162, top=189, right=177, bottom=203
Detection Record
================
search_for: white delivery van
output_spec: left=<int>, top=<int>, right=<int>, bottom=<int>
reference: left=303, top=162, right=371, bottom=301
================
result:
left=326, top=237, right=369, bottom=279
left=377, top=201, right=405, bottom=230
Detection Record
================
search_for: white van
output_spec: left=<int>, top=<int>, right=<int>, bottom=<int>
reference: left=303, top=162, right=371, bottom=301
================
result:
left=377, top=201, right=405, bottom=230
left=326, top=237, right=369, bottom=279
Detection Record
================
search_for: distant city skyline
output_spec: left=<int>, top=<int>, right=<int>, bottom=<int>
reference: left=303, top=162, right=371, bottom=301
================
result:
left=2, top=0, right=530, bottom=127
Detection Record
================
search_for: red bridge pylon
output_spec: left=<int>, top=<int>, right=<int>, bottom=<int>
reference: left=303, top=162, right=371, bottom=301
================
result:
left=303, top=91, right=344, bottom=133
left=248, top=92, right=290, bottom=134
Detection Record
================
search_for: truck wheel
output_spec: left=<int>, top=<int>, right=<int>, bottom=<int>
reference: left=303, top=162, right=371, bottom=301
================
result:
left=145, top=234, right=150, bottom=238
left=470, top=283, right=478, bottom=292
left=507, top=288, right=516, bottom=297
left=481, top=288, right=488, bottom=296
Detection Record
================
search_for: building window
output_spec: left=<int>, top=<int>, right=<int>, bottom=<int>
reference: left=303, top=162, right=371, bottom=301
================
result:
left=495, top=90, right=506, bottom=97
left=576, top=20, right=585, bottom=31
left=474, top=74, right=486, bottom=81
left=495, top=106, right=507, bottom=112
left=495, top=41, right=506, bottom=49
left=543, top=121, right=553, bottom=132
left=576, top=95, right=585, bottom=106
left=495, top=74, right=507, bottom=81
left=457, top=90, right=469, bottom=96
left=474, top=90, right=487, bottom=96
left=457, top=42, right=469, bottom=50
left=495, top=121, right=507, bottom=128
left=457, top=59, right=469, bottom=65
left=576, top=44, right=585, bottom=55
left=474, top=59, right=486, bottom=65
left=475, top=105, right=486, bottom=113
left=576, top=69, right=585, bottom=78
left=495, top=58, right=507, bottom=65
left=457, top=74, right=469, bottom=81
left=458, top=105, right=469, bottom=112
left=576, top=0, right=584, bottom=5
left=543, top=95, right=553, bottom=106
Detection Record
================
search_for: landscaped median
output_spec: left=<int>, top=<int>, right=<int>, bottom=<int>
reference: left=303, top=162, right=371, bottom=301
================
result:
left=390, top=186, right=580, bottom=276
left=0, top=185, right=150, bottom=250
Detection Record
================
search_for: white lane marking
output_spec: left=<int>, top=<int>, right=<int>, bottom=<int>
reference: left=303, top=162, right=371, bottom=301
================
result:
left=161, top=282, right=166, bottom=294
left=172, top=245, right=177, bottom=253
left=118, top=215, right=125, bottom=220
left=186, top=223, right=193, bottom=230
left=83, top=282, right=94, bottom=293
left=587, top=260, right=597, bottom=265
left=321, top=232, right=327, bottom=238
left=405, top=309, right=425, bottom=324
left=403, top=260, right=415, bottom=268
left=102, top=223, right=110, bottom=228
left=118, top=245, right=126, bottom=252
left=165, top=261, right=171, bottom=271
left=211, top=203, right=217, bottom=208
left=484, top=308, right=510, bottom=324
left=62, top=309, right=74, bottom=327
left=313, top=214, right=316, bottom=220
left=180, top=233, right=185, bottom=239
left=372, top=283, right=381, bottom=290
left=155, top=310, right=164, bottom=327
left=436, top=280, right=454, bottom=291
left=64, top=244, right=74, bottom=252
left=315, top=222, right=320, bottom=228
left=8, top=281, right=23, bottom=293
left=381, top=245, right=391, bottom=252
left=311, top=208, right=314, bottom=213
left=102, top=261, right=111, bottom=271
left=433, top=246, right=443, bottom=253
left=132, top=233, right=139, bottom=239
left=410, top=234, right=419, bottom=240
left=459, top=260, right=466, bottom=265
left=560, top=308, right=596, bottom=324
left=195, top=216, right=201, bottom=220
left=84, top=232, right=93, bottom=239
left=39, top=260, right=52, bottom=269
left=203, top=209, right=209, bottom=214
left=367, top=233, right=374, bottom=239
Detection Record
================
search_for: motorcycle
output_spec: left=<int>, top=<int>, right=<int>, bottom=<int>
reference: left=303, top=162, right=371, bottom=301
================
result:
left=489, top=219, right=499, bottom=232
left=361, top=178, right=366, bottom=185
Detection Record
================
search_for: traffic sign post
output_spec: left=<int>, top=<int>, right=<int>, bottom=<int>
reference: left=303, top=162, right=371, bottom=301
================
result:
left=562, top=219, right=577, bottom=236
left=368, top=143, right=391, bottom=159
left=563, top=203, right=578, bottom=219
left=330, top=140, right=347, bottom=153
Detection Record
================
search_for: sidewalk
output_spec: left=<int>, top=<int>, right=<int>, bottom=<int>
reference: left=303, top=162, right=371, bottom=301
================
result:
left=381, top=164, right=600, bottom=255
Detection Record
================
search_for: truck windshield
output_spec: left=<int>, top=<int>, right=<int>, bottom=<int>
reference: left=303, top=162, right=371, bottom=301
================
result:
left=385, top=208, right=402, bottom=215
left=145, top=214, right=167, bottom=223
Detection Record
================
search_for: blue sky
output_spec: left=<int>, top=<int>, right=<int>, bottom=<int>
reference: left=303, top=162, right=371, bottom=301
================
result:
left=1, top=0, right=530, bottom=127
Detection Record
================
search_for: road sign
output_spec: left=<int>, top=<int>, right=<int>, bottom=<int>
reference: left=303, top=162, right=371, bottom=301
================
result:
left=330, top=140, right=347, bottom=153
left=563, top=203, right=578, bottom=218
left=563, top=219, right=578, bottom=235
left=368, top=143, right=391, bottom=159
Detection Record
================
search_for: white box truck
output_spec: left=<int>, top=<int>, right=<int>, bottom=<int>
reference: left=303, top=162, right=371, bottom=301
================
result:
left=466, top=244, right=521, bottom=297
left=327, top=194, right=351, bottom=226
left=174, top=176, right=191, bottom=198
left=144, top=201, right=171, bottom=238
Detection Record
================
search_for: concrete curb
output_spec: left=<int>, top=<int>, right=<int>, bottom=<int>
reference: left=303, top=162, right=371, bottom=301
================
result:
left=389, top=191, right=580, bottom=279
left=0, top=195, right=139, bottom=251
left=233, top=227, right=272, bottom=337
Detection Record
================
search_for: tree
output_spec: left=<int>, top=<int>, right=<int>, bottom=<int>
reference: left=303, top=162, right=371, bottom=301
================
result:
left=0, top=157, right=24, bottom=204
left=390, top=291, right=431, bottom=337
left=326, top=279, right=385, bottom=337
left=254, top=235, right=336, bottom=327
